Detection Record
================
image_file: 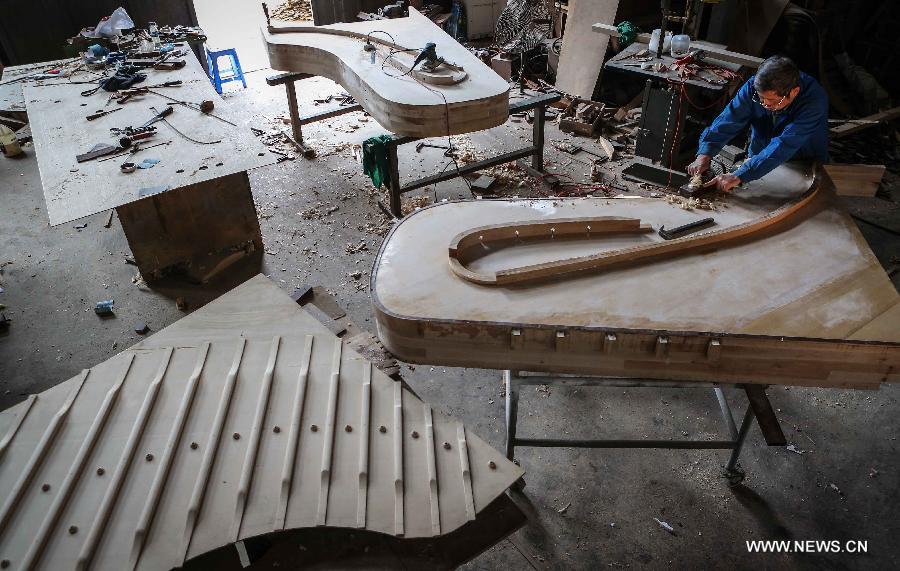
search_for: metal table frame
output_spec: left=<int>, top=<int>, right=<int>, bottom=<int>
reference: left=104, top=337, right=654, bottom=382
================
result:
left=503, top=370, right=786, bottom=486
left=382, top=92, right=561, bottom=217
left=266, top=72, right=561, bottom=217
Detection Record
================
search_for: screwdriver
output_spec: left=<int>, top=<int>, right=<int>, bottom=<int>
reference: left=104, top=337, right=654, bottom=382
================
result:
left=86, top=107, right=123, bottom=121
left=140, top=106, right=174, bottom=129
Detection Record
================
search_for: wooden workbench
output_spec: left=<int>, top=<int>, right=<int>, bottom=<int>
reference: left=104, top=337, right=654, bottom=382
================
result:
left=23, top=52, right=273, bottom=281
left=372, top=164, right=900, bottom=388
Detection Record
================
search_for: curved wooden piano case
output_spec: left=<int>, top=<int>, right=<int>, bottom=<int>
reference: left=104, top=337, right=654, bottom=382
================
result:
left=372, top=165, right=900, bottom=388
left=264, top=9, right=510, bottom=137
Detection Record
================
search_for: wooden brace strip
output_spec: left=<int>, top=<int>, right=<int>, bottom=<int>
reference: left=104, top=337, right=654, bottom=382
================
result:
left=448, top=217, right=653, bottom=285
left=448, top=185, right=820, bottom=286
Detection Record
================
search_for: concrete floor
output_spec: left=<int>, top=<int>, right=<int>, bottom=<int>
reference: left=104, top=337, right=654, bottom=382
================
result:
left=2, top=56, right=900, bottom=570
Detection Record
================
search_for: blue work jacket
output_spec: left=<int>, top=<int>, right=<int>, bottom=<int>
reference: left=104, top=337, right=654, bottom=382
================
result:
left=697, top=71, right=830, bottom=183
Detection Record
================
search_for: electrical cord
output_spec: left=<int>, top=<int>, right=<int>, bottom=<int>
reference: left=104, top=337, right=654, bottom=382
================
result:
left=375, top=42, right=474, bottom=196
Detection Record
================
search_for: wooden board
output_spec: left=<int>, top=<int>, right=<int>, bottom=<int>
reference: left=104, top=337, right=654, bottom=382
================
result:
left=263, top=8, right=510, bottom=137
left=116, top=171, right=262, bottom=279
left=823, top=163, right=886, bottom=197
left=24, top=52, right=273, bottom=226
left=0, top=275, right=523, bottom=570
left=371, top=164, right=900, bottom=388
left=591, top=26, right=763, bottom=68
left=726, top=0, right=790, bottom=57
left=555, top=0, right=620, bottom=98
left=829, top=105, right=900, bottom=139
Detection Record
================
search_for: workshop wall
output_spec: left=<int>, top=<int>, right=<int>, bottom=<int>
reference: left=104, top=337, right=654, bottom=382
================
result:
left=0, top=0, right=198, bottom=65
left=310, top=0, right=386, bottom=25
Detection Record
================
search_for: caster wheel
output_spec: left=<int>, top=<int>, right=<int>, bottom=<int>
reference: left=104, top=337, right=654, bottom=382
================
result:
left=510, top=476, right=526, bottom=492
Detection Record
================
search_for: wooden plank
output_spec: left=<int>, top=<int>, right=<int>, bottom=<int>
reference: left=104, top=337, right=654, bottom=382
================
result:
left=24, top=52, right=273, bottom=226
left=555, top=0, right=620, bottom=98
left=830, top=106, right=900, bottom=138
left=264, top=8, right=509, bottom=137
left=591, top=23, right=650, bottom=44
left=823, top=164, right=885, bottom=197
left=115, top=171, right=262, bottom=280
left=744, top=385, right=786, bottom=446
left=593, top=24, right=762, bottom=69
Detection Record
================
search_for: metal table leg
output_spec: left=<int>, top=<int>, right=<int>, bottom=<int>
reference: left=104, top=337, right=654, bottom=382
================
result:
left=500, top=372, right=783, bottom=488
left=388, top=143, right=402, bottom=217
left=724, top=405, right=754, bottom=485
left=285, top=81, right=303, bottom=144
left=504, top=370, right=520, bottom=461
left=531, top=105, right=545, bottom=171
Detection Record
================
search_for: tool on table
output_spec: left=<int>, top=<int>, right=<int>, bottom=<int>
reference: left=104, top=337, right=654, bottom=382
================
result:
left=98, top=139, right=172, bottom=163
left=86, top=107, right=123, bottom=121
left=77, top=142, right=119, bottom=163
left=154, top=60, right=186, bottom=71
left=0, top=68, right=62, bottom=85
left=679, top=172, right=715, bottom=197
left=81, top=85, right=104, bottom=97
left=143, top=90, right=231, bottom=124
left=410, top=42, right=462, bottom=73
left=146, top=80, right=182, bottom=89
left=117, top=127, right=157, bottom=148
left=107, top=107, right=171, bottom=146
left=140, top=105, right=174, bottom=128
left=658, top=217, right=715, bottom=240
left=149, top=106, right=221, bottom=145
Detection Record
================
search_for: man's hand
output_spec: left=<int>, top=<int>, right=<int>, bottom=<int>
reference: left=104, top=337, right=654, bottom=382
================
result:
left=702, top=173, right=742, bottom=193
left=687, top=154, right=711, bottom=176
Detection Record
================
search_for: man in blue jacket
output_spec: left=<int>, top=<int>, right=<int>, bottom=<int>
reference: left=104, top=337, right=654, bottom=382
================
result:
left=687, top=55, right=829, bottom=192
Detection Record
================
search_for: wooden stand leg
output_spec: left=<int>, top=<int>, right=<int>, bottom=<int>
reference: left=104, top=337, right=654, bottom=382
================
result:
left=285, top=81, right=303, bottom=144
left=116, top=172, right=263, bottom=282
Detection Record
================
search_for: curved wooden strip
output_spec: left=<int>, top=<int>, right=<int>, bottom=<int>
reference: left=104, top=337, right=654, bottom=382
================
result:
left=392, top=381, right=404, bottom=536
left=275, top=335, right=314, bottom=530
left=449, top=217, right=654, bottom=285
left=232, top=337, right=281, bottom=541
left=450, top=185, right=820, bottom=286
left=423, top=406, right=440, bottom=536
left=130, top=344, right=209, bottom=570
left=77, top=347, right=174, bottom=571
left=0, top=394, right=36, bottom=462
left=22, top=355, right=135, bottom=571
left=0, top=370, right=88, bottom=539
left=316, top=339, right=343, bottom=526
left=264, top=9, right=509, bottom=137
left=181, top=338, right=246, bottom=563
left=356, top=363, right=371, bottom=529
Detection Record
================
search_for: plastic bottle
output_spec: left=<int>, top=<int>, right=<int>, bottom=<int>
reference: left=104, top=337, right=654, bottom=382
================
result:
left=148, top=22, right=161, bottom=50
left=0, top=124, right=22, bottom=158
left=671, top=34, right=691, bottom=57
left=649, top=29, right=673, bottom=55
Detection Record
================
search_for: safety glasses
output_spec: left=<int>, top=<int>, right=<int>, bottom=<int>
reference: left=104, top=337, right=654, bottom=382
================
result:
left=752, top=90, right=787, bottom=109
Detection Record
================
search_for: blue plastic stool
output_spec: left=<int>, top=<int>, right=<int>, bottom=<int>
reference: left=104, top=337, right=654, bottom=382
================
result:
left=206, top=47, right=247, bottom=94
